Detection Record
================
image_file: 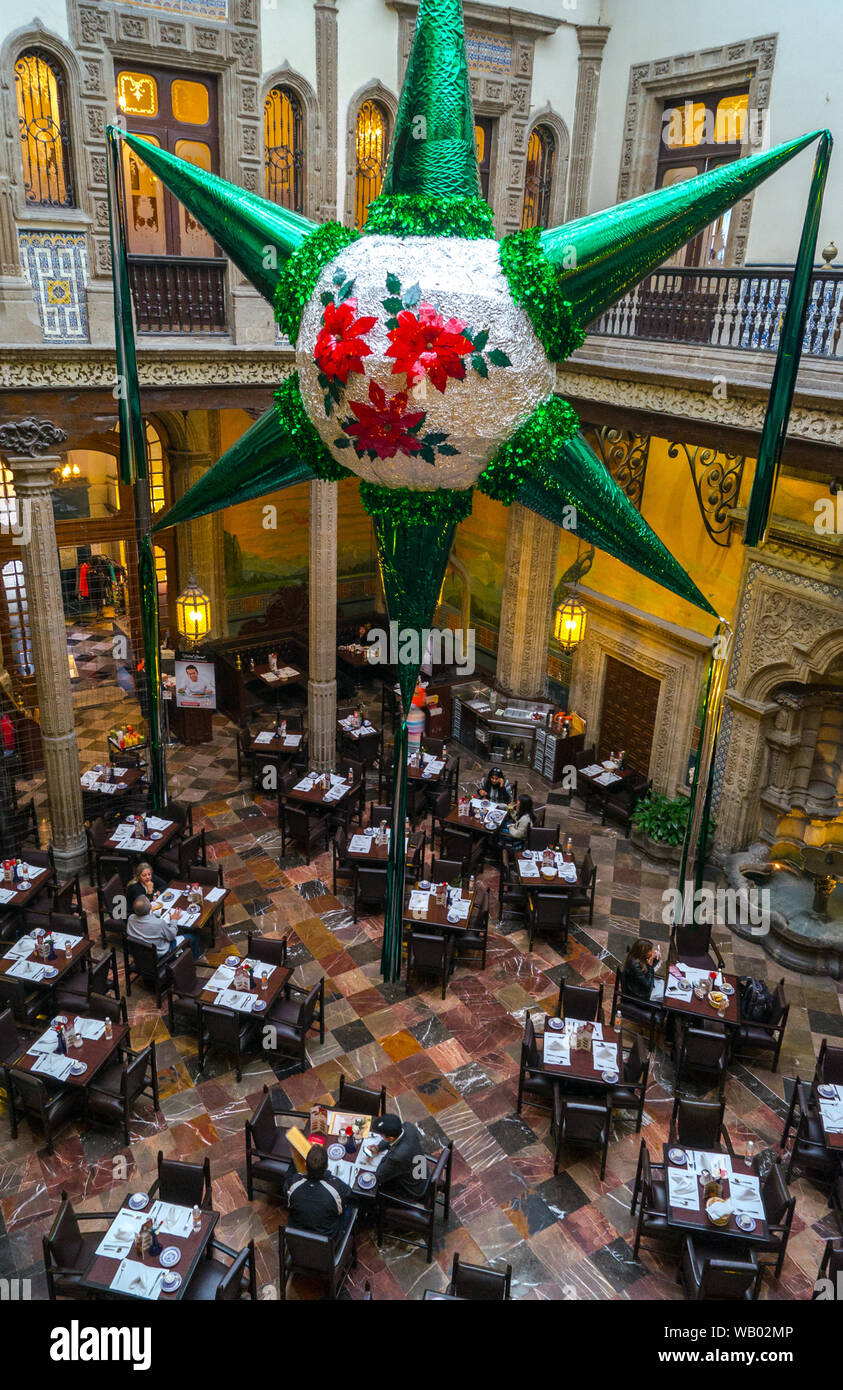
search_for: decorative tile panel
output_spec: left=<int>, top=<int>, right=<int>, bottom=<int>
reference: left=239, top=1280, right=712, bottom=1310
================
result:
left=466, top=29, right=512, bottom=73
left=18, top=230, right=89, bottom=342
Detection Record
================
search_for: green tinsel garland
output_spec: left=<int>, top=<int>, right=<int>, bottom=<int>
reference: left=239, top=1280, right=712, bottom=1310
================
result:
left=363, top=193, right=495, bottom=240
left=478, top=394, right=581, bottom=506
left=274, top=373, right=353, bottom=483
left=274, top=222, right=360, bottom=342
left=359, top=480, right=474, bottom=526
left=498, top=229, right=586, bottom=364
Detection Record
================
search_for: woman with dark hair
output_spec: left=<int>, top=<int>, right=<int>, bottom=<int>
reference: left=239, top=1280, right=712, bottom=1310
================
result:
left=623, top=938, right=662, bottom=1001
left=502, top=793, right=533, bottom=843
left=479, top=766, right=513, bottom=804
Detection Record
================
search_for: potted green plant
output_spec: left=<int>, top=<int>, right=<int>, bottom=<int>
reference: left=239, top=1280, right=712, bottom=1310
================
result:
left=629, top=792, right=690, bottom=864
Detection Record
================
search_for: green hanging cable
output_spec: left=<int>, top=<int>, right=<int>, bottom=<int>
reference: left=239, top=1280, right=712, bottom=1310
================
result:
left=744, top=132, right=833, bottom=545
left=675, top=622, right=732, bottom=923
left=138, top=535, right=165, bottom=810
left=382, top=719, right=409, bottom=983
left=106, top=128, right=147, bottom=485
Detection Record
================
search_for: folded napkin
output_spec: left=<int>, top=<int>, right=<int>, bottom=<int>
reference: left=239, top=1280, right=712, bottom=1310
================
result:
left=75, top=1017, right=106, bottom=1040
left=449, top=898, right=471, bottom=919
left=408, top=890, right=431, bottom=912
left=7, top=957, right=46, bottom=981
left=32, top=1051, right=73, bottom=1081
left=149, top=1200, right=194, bottom=1238
left=28, top=1033, right=57, bottom=1054
left=667, top=1169, right=699, bottom=1210
left=294, top=778, right=314, bottom=792
left=50, top=932, right=81, bottom=952
left=96, top=1209, right=148, bottom=1258
left=215, top=987, right=257, bottom=1012
left=595, top=771, right=620, bottom=786
left=729, top=1176, right=765, bottom=1218
left=254, top=731, right=274, bottom=744
left=349, top=835, right=371, bottom=853
left=4, top=937, right=34, bottom=959
left=820, top=1099, right=843, bottom=1133
left=592, top=1042, right=618, bottom=1070
left=146, top=816, right=170, bottom=831
left=110, top=1258, right=163, bottom=1300
left=543, top=1036, right=571, bottom=1066
left=519, top=859, right=540, bottom=877
left=206, top=886, right=225, bottom=903
left=284, top=734, right=302, bottom=747
left=323, top=784, right=348, bottom=802
left=581, top=764, right=604, bottom=777
left=706, top=1197, right=733, bottom=1222
left=0, top=887, right=14, bottom=904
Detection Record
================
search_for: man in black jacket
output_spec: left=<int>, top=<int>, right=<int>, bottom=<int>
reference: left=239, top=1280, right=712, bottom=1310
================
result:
left=372, top=1114, right=429, bottom=1199
left=285, top=1144, right=353, bottom=1239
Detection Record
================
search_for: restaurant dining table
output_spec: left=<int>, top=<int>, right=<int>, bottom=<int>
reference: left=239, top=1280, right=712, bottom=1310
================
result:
left=443, top=799, right=510, bottom=838
left=286, top=770, right=364, bottom=820
left=78, top=1201, right=218, bottom=1300
left=320, top=1106, right=388, bottom=1197
left=660, top=962, right=740, bottom=1027
left=515, top=849, right=580, bottom=892
left=406, top=752, right=447, bottom=784
left=0, top=926, right=91, bottom=990
left=198, top=954, right=292, bottom=1015
left=337, top=715, right=379, bottom=743
left=337, top=644, right=374, bottom=670
left=101, top=813, right=181, bottom=861
left=815, top=1082, right=843, bottom=1151
left=403, top=881, right=476, bottom=934
left=662, top=1144, right=769, bottom=1245
left=578, top=761, right=634, bottom=811
left=10, top=1010, right=128, bottom=1088
left=541, top=1016, right=623, bottom=1086
left=249, top=727, right=305, bottom=758
left=346, top=824, right=424, bottom=867
left=0, top=862, right=54, bottom=912
left=80, top=764, right=144, bottom=801
left=150, top=881, right=229, bottom=948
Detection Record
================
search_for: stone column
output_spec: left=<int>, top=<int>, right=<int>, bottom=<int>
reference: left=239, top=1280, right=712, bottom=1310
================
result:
left=567, top=25, right=610, bottom=220
left=496, top=503, right=559, bottom=699
left=308, top=479, right=337, bottom=770
left=0, top=422, right=87, bottom=875
left=314, top=0, right=340, bottom=220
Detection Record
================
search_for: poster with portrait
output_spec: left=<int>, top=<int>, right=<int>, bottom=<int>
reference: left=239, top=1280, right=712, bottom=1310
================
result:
left=174, top=659, right=216, bottom=710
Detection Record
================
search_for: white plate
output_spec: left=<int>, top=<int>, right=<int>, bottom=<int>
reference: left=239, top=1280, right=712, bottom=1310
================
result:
left=42, top=966, right=58, bottom=978
left=547, top=1017, right=565, bottom=1031
left=69, top=1059, right=87, bottom=1076
left=357, top=1171, right=377, bottom=1190
left=225, top=955, right=240, bottom=967
left=128, top=1193, right=149, bottom=1210
left=160, top=1247, right=181, bottom=1267
left=52, top=1015, right=68, bottom=1025
left=161, top=1271, right=182, bottom=1292
left=327, top=1143, right=346, bottom=1161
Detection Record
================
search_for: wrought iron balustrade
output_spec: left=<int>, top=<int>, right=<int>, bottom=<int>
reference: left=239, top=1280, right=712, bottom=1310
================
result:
left=589, top=265, right=843, bottom=358
left=128, top=255, right=228, bottom=335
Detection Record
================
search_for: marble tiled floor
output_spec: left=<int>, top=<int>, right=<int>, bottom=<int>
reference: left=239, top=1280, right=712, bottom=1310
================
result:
left=2, top=707, right=841, bottom=1300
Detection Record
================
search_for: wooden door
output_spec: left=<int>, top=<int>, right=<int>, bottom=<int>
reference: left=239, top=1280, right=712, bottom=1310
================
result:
left=599, top=656, right=660, bottom=776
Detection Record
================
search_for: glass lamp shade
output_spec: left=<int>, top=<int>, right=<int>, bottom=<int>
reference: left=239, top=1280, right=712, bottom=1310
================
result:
left=554, top=592, right=587, bottom=653
left=176, top=576, right=211, bottom=642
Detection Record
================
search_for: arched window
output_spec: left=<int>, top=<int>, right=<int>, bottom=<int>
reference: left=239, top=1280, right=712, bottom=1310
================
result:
left=264, top=86, right=304, bottom=212
left=146, top=422, right=166, bottom=514
left=14, top=49, right=75, bottom=207
left=522, top=125, right=556, bottom=229
left=354, top=99, right=387, bottom=228
left=2, top=560, right=33, bottom=677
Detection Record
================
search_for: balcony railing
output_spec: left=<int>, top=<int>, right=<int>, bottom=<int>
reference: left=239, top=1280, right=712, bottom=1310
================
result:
left=590, top=265, right=843, bottom=358
left=128, top=256, right=227, bottom=335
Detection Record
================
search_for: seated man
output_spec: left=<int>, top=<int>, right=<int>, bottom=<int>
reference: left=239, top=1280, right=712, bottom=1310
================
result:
left=371, top=1113, right=429, bottom=1200
left=126, top=894, right=180, bottom=957
left=285, top=1143, right=352, bottom=1240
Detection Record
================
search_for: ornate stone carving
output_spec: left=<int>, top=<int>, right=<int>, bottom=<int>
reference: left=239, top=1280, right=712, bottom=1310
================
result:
left=568, top=27, right=610, bottom=220
left=496, top=503, right=559, bottom=699
left=0, top=419, right=68, bottom=457
left=0, top=351, right=294, bottom=391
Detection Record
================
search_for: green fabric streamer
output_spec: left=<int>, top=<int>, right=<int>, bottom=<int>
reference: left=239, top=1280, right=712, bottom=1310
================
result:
left=359, top=480, right=473, bottom=527
left=138, top=535, right=165, bottom=810
left=382, top=0, right=480, bottom=201
left=106, top=130, right=146, bottom=485
left=364, top=193, right=495, bottom=240
left=744, top=133, right=833, bottom=545
left=114, top=128, right=316, bottom=303
left=479, top=394, right=580, bottom=504
left=498, top=229, right=585, bottom=363
left=542, top=131, right=825, bottom=328
left=274, top=222, right=360, bottom=342
left=381, top=719, right=408, bottom=983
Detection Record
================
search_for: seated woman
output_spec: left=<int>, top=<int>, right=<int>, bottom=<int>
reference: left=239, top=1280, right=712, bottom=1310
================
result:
left=501, top=794, right=533, bottom=844
left=478, top=766, right=513, bottom=805
left=126, top=860, right=169, bottom=912
left=623, top=938, right=662, bottom=1001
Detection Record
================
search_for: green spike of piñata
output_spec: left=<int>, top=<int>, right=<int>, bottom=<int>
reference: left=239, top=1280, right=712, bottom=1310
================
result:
left=114, top=128, right=317, bottom=301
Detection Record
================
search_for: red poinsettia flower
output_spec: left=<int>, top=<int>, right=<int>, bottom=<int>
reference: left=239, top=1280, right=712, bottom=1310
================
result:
left=314, top=298, right=377, bottom=385
left=386, top=302, right=474, bottom=392
left=343, top=380, right=426, bottom=460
